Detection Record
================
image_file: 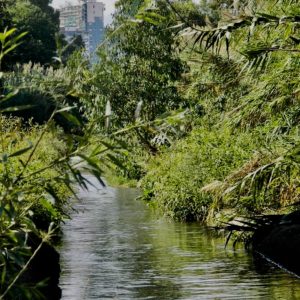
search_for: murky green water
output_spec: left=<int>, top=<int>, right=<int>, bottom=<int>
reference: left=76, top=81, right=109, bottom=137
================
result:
left=59, top=175, right=300, bottom=299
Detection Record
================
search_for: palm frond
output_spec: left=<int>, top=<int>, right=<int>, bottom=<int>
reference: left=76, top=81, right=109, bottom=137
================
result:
left=180, top=7, right=300, bottom=69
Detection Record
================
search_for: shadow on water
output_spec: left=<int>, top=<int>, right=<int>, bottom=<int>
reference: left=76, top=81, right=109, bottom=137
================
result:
left=59, top=175, right=300, bottom=300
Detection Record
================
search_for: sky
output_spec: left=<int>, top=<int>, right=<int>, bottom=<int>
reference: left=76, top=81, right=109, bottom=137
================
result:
left=51, top=0, right=116, bottom=25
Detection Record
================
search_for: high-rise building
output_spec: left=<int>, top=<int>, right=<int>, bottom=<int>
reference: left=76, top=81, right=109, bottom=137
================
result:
left=83, top=0, right=105, bottom=56
left=59, top=4, right=83, bottom=39
left=59, top=0, right=105, bottom=58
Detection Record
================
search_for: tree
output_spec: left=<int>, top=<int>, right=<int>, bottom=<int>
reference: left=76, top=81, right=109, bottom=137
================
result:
left=92, top=0, right=185, bottom=127
left=55, top=34, right=85, bottom=65
left=0, top=0, right=14, bottom=31
left=2, top=0, right=59, bottom=68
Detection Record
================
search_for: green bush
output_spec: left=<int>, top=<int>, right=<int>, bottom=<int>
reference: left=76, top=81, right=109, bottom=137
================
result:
left=0, top=116, right=69, bottom=223
left=141, top=126, right=260, bottom=221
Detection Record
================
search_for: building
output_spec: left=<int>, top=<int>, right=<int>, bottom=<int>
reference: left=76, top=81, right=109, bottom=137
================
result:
left=83, top=0, right=105, bottom=56
left=59, top=0, right=105, bottom=58
left=59, top=4, right=83, bottom=39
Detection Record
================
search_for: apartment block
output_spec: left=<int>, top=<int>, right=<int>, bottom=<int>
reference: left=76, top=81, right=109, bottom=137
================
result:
left=59, top=0, right=105, bottom=58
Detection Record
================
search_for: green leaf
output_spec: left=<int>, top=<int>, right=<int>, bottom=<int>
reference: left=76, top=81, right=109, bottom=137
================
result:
left=8, top=143, right=33, bottom=158
left=0, top=89, right=19, bottom=103
left=3, top=31, right=27, bottom=48
left=3, top=42, right=22, bottom=56
left=39, top=198, right=58, bottom=219
left=45, top=185, right=61, bottom=208
left=3, top=28, right=17, bottom=39
left=0, top=33, right=4, bottom=44
left=0, top=104, right=36, bottom=113
left=56, top=106, right=76, bottom=113
left=76, top=153, right=100, bottom=171
left=59, top=111, right=82, bottom=126
left=107, top=153, right=126, bottom=170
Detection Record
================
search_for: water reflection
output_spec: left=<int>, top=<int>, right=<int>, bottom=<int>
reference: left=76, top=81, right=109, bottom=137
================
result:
left=59, top=175, right=300, bottom=299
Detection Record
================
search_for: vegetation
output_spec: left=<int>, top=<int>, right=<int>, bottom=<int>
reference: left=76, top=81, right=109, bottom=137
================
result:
left=0, top=14, right=105, bottom=300
left=91, top=0, right=185, bottom=128
left=0, top=0, right=59, bottom=68
left=58, top=0, right=298, bottom=226
left=138, top=0, right=300, bottom=223
left=1, top=0, right=300, bottom=296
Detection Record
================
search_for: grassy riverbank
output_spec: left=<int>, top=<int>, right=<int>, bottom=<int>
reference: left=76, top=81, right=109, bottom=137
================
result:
left=139, top=60, right=300, bottom=225
left=0, top=110, right=107, bottom=299
left=0, top=116, right=67, bottom=298
left=106, top=1, right=300, bottom=226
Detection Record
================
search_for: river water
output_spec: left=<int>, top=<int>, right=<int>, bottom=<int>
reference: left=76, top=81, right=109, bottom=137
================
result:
left=59, top=175, right=300, bottom=299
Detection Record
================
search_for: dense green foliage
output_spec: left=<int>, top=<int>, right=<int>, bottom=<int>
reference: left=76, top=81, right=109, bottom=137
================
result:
left=2, top=61, right=87, bottom=132
left=0, top=24, right=105, bottom=299
left=1, top=0, right=59, bottom=68
left=0, top=110, right=111, bottom=298
left=133, top=0, right=300, bottom=223
left=90, top=0, right=185, bottom=128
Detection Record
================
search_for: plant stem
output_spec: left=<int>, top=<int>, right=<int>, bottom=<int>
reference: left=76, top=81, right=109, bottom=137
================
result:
left=14, top=110, right=56, bottom=183
left=0, top=229, right=53, bottom=299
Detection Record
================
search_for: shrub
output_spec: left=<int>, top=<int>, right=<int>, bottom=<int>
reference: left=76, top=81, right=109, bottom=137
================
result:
left=141, top=126, right=259, bottom=222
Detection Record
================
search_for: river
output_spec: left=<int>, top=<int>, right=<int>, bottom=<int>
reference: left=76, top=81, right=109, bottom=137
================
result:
left=59, top=175, right=300, bottom=299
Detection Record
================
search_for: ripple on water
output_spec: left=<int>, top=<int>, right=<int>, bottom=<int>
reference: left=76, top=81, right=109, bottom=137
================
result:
left=59, top=175, right=300, bottom=300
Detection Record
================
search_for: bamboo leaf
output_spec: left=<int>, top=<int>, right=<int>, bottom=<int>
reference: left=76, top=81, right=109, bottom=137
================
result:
left=39, top=198, right=58, bottom=219
left=0, top=105, right=36, bottom=113
left=56, top=106, right=76, bottom=113
left=59, top=111, right=82, bottom=126
left=3, top=42, right=22, bottom=56
left=8, top=143, right=33, bottom=158
left=3, top=28, right=17, bottom=39
left=0, top=90, right=19, bottom=103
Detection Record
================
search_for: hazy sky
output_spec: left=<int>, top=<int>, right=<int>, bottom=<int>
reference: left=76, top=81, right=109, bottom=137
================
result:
left=51, top=0, right=116, bottom=25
